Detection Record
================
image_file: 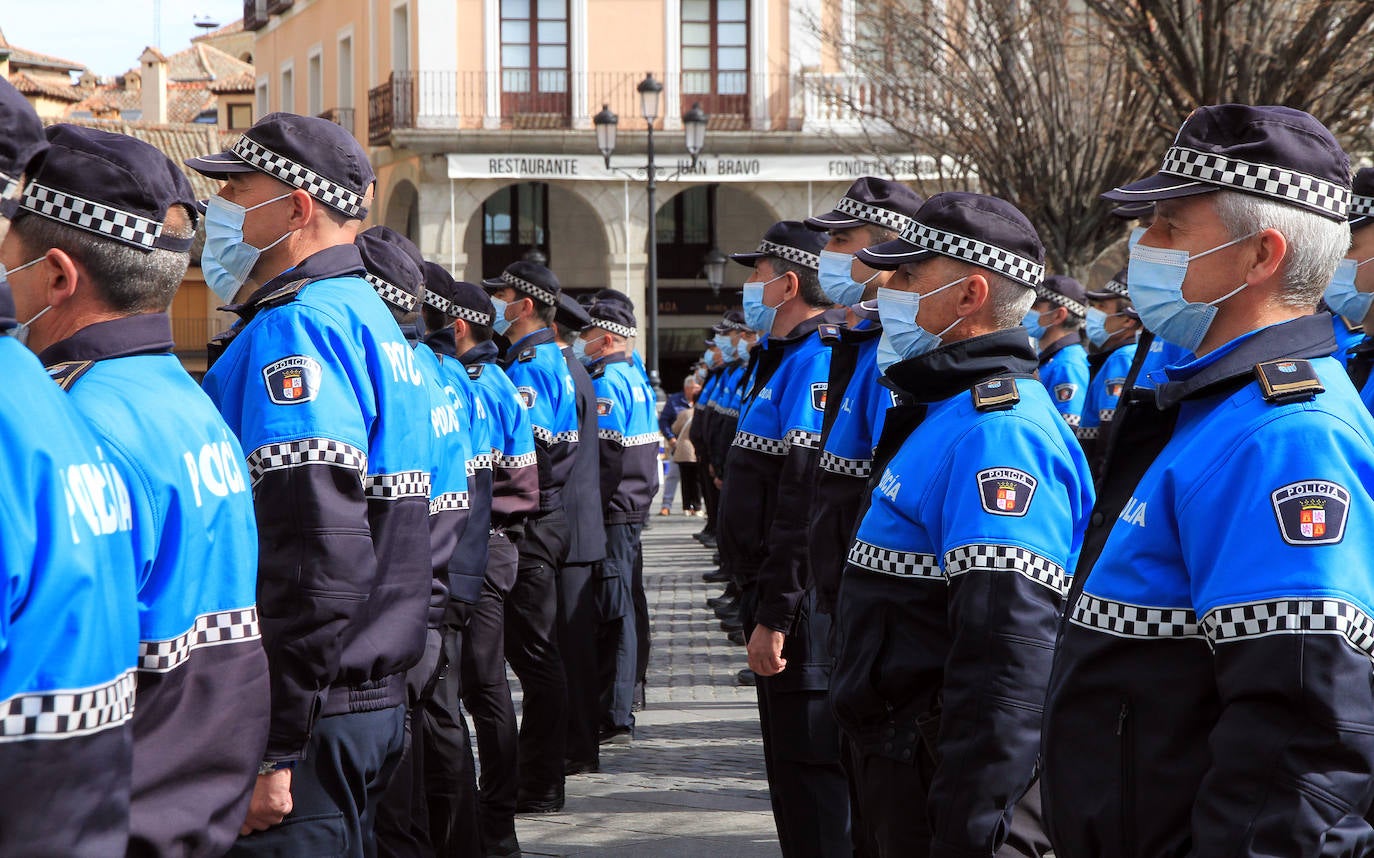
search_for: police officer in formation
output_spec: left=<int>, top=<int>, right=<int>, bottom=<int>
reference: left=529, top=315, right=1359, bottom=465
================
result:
left=1027, top=274, right=1091, bottom=429
left=1334, top=168, right=1374, bottom=405
left=1076, top=268, right=1141, bottom=472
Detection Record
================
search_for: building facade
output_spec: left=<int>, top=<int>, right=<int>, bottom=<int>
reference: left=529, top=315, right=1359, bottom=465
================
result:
left=248, top=0, right=925, bottom=378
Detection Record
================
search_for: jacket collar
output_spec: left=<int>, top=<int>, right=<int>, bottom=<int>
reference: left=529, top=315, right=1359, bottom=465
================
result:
left=458, top=339, right=500, bottom=367
left=884, top=328, right=1039, bottom=403
left=425, top=328, right=458, bottom=358
left=1038, top=330, right=1085, bottom=365
left=509, top=326, right=557, bottom=352
left=1153, top=314, right=1336, bottom=409
left=39, top=313, right=174, bottom=367
left=224, top=244, right=366, bottom=322
left=770, top=307, right=848, bottom=348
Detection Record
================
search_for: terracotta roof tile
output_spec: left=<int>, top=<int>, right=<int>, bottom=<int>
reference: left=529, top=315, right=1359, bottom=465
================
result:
left=10, top=71, right=82, bottom=102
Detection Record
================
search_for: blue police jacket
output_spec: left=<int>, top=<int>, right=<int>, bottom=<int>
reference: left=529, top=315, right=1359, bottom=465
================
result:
left=1038, top=334, right=1089, bottom=427
left=202, top=244, right=433, bottom=759
left=1131, top=333, right=1191, bottom=390
left=1345, top=335, right=1374, bottom=415
left=501, top=327, right=579, bottom=514
left=830, top=328, right=1093, bottom=857
left=1077, top=340, right=1137, bottom=442
left=719, top=310, right=844, bottom=633
left=561, top=344, right=607, bottom=564
left=1329, top=308, right=1363, bottom=368
left=412, top=340, right=482, bottom=614
left=1043, top=314, right=1374, bottom=857
left=40, top=314, right=268, bottom=858
left=591, top=353, right=662, bottom=524
left=0, top=331, right=140, bottom=857
left=706, top=360, right=748, bottom=475
left=687, top=365, right=721, bottom=476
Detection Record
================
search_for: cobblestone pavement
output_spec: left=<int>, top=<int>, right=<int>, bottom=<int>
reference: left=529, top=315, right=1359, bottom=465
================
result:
left=515, top=511, right=781, bottom=857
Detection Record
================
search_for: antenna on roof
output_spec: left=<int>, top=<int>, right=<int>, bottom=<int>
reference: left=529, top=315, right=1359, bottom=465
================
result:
left=153, top=0, right=162, bottom=48
left=194, top=15, right=220, bottom=32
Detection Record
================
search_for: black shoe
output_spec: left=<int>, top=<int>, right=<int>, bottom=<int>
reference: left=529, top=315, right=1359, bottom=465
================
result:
left=712, top=599, right=739, bottom=620
left=699, top=534, right=718, bottom=548
left=516, top=785, right=565, bottom=814
left=712, top=549, right=721, bottom=563
left=727, top=629, right=746, bottom=646
left=702, top=568, right=728, bottom=584
left=720, top=615, right=743, bottom=633
left=564, top=758, right=599, bottom=776
left=736, top=668, right=756, bottom=686
left=598, top=726, right=633, bottom=746
left=706, top=594, right=734, bottom=610
left=486, top=833, right=522, bottom=858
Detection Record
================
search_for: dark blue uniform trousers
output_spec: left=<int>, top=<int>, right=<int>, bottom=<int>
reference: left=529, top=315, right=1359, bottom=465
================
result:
left=599, top=523, right=641, bottom=732
left=560, top=560, right=602, bottom=768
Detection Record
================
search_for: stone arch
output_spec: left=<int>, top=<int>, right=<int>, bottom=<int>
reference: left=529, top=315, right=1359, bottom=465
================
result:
left=458, top=180, right=612, bottom=290
left=383, top=179, right=420, bottom=244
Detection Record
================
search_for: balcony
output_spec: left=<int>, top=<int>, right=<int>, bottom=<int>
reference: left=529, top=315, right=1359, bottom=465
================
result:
left=243, top=0, right=268, bottom=31
left=317, top=107, right=356, bottom=136
left=367, top=70, right=886, bottom=146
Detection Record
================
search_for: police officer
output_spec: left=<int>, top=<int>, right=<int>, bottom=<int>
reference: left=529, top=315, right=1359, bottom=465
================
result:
left=1043, top=104, right=1374, bottom=856
left=3, top=124, right=268, bottom=858
left=187, top=113, right=433, bottom=855
left=1075, top=268, right=1141, bottom=473
left=1323, top=170, right=1371, bottom=368
left=576, top=301, right=660, bottom=742
left=1332, top=168, right=1374, bottom=406
left=0, top=81, right=142, bottom=858
left=422, top=266, right=539, bottom=857
left=716, top=221, right=850, bottom=856
left=353, top=228, right=483, bottom=858
left=1026, top=274, right=1090, bottom=428
left=831, top=192, right=1092, bottom=857
left=482, top=260, right=579, bottom=812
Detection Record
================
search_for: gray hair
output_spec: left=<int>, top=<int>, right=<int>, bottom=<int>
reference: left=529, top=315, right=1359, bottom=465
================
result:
left=986, top=271, right=1036, bottom=329
left=768, top=256, right=832, bottom=309
left=1212, top=190, right=1350, bottom=309
left=12, top=209, right=193, bottom=313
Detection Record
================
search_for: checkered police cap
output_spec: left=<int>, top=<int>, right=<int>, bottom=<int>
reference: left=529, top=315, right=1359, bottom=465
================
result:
left=0, top=78, right=45, bottom=200
left=588, top=300, right=638, bottom=338
left=8, top=124, right=197, bottom=253
left=422, top=262, right=496, bottom=327
left=1103, top=104, right=1351, bottom=223
left=356, top=229, right=423, bottom=313
left=1086, top=268, right=1129, bottom=301
left=804, top=176, right=922, bottom=234
left=730, top=220, right=828, bottom=271
left=719, top=309, right=750, bottom=331
left=185, top=113, right=375, bottom=220
left=1349, top=167, right=1374, bottom=227
left=482, top=260, right=562, bottom=307
left=1038, top=274, right=1088, bottom=318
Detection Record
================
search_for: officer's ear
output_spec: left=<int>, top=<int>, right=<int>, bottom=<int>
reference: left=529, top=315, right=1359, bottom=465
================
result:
left=780, top=269, right=801, bottom=302
left=36, top=247, right=81, bottom=309
left=955, top=270, right=990, bottom=319
left=285, top=188, right=315, bottom=230
left=1047, top=305, right=1069, bottom=328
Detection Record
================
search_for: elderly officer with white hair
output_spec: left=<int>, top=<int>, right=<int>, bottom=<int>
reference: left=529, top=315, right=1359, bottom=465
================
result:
left=1044, top=104, right=1374, bottom=857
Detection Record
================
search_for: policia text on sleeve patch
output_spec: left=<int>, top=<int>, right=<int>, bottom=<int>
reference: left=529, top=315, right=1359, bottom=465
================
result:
left=1270, top=480, right=1349, bottom=546
left=977, top=468, right=1037, bottom=516
left=262, top=355, right=322, bottom=405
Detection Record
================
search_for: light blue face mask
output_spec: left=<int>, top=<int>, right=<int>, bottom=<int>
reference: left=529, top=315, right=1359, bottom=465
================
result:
left=1128, top=226, right=1146, bottom=253
left=1022, top=308, right=1050, bottom=340
left=1324, top=257, right=1374, bottom=325
left=1127, top=231, right=1256, bottom=353
left=489, top=296, right=512, bottom=336
left=818, top=250, right=880, bottom=307
left=1084, top=307, right=1129, bottom=347
left=719, top=338, right=737, bottom=362
left=874, top=277, right=965, bottom=373
left=574, top=333, right=604, bottom=366
left=713, top=333, right=732, bottom=353
left=742, top=273, right=787, bottom=333
left=201, top=192, right=295, bottom=303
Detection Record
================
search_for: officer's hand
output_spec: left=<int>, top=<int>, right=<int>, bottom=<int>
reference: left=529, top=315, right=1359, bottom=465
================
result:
left=240, top=769, right=293, bottom=835
left=747, top=627, right=787, bottom=676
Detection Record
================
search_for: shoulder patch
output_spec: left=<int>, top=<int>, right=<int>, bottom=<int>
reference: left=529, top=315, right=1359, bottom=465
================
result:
left=971, top=377, right=1020, bottom=412
left=818, top=323, right=841, bottom=343
left=255, top=277, right=309, bottom=309
left=1105, top=377, right=1126, bottom=398
left=46, top=359, right=95, bottom=391
left=466, top=363, right=485, bottom=380
left=517, top=386, right=537, bottom=409
left=596, top=397, right=614, bottom=416
left=1255, top=359, right=1324, bottom=404
left=1054, top=382, right=1079, bottom=403
left=517, top=347, right=537, bottom=363
left=262, top=355, right=322, bottom=405
left=977, top=468, right=1037, bottom=517
left=811, top=382, right=828, bottom=412
left=1271, top=480, right=1349, bottom=546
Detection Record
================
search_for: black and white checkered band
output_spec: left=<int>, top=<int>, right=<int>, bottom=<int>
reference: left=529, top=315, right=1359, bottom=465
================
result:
left=364, top=470, right=431, bottom=500
left=1037, top=287, right=1087, bottom=318
left=500, top=270, right=557, bottom=306
left=139, top=607, right=260, bottom=673
left=1351, top=195, right=1374, bottom=221
left=1101, top=277, right=1129, bottom=298
left=1202, top=597, right=1374, bottom=659
left=847, top=539, right=942, bottom=580
left=363, top=273, right=417, bottom=312
left=597, top=428, right=661, bottom=447
left=757, top=239, right=820, bottom=271
left=496, top=451, right=538, bottom=469
left=834, top=196, right=914, bottom=233
left=1099, top=408, right=1115, bottom=423
left=1076, top=426, right=1100, bottom=441
left=247, top=438, right=367, bottom=485
left=1070, top=592, right=1201, bottom=639
left=430, top=491, right=471, bottom=513
left=531, top=425, right=579, bottom=444
left=19, top=181, right=184, bottom=251
left=720, top=318, right=751, bottom=332
left=943, top=544, right=1067, bottom=596
left=785, top=428, right=821, bottom=450
left=1, top=669, right=136, bottom=741
left=900, top=221, right=1044, bottom=289
left=1159, top=145, right=1350, bottom=220
left=820, top=450, right=872, bottom=478
left=733, top=430, right=787, bottom=455
left=233, top=135, right=366, bottom=218
left=590, top=317, right=638, bottom=338
left=471, top=451, right=493, bottom=472
left=423, top=291, right=493, bottom=326
left=1061, top=412, right=1081, bottom=428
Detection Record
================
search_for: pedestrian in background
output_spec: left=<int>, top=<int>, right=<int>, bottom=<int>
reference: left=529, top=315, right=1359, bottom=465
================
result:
left=670, top=375, right=702, bottom=516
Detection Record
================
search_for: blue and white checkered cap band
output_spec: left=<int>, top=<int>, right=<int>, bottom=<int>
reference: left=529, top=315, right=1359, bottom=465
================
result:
left=19, top=181, right=170, bottom=251
left=757, top=239, right=820, bottom=270
left=1160, top=145, right=1350, bottom=220
left=721, top=318, right=751, bottom=331
left=1101, top=277, right=1129, bottom=297
left=1351, top=195, right=1374, bottom=221
left=364, top=272, right=417, bottom=312
left=233, top=135, right=367, bottom=219
left=900, top=221, right=1044, bottom=289
left=589, top=317, right=637, bottom=338
left=834, top=196, right=913, bottom=233
left=423, top=291, right=493, bottom=326
left=1037, top=286, right=1087, bottom=318
left=501, top=270, right=558, bottom=306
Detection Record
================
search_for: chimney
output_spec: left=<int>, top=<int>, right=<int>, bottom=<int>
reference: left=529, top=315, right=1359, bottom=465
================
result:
left=140, top=46, right=168, bottom=123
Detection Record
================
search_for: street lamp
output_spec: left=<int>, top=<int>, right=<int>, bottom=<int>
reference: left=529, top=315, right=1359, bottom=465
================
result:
left=703, top=247, right=727, bottom=296
left=594, top=72, right=709, bottom=392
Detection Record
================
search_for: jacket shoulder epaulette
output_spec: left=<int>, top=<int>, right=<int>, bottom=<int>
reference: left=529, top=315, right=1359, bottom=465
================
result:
left=517, top=346, right=537, bottom=363
left=818, top=323, right=842, bottom=344
left=254, top=277, right=310, bottom=309
left=46, top=359, right=95, bottom=391
left=1254, top=359, right=1324, bottom=404
left=971, top=376, right=1020, bottom=412
left=466, top=363, right=485, bottom=380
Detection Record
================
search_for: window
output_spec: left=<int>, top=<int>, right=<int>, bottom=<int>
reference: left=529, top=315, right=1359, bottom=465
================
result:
left=255, top=78, right=269, bottom=115
left=280, top=64, right=294, bottom=113
left=500, top=0, right=569, bottom=120
left=228, top=103, right=253, bottom=129
left=392, top=3, right=410, bottom=73
left=482, top=183, right=549, bottom=276
left=656, top=185, right=716, bottom=278
left=338, top=35, right=354, bottom=108
left=307, top=51, right=323, bottom=115
left=682, top=0, right=749, bottom=117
